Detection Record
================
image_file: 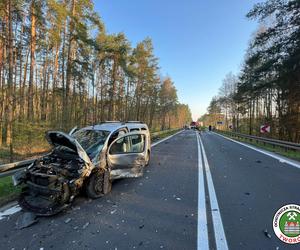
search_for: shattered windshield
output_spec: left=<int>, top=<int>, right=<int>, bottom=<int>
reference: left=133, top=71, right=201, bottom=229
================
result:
left=72, top=129, right=110, bottom=158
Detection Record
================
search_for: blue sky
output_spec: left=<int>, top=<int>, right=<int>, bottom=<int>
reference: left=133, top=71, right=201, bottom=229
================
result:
left=94, top=0, right=262, bottom=120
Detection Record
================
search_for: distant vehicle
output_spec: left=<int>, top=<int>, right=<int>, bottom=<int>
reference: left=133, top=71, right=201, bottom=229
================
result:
left=184, top=125, right=191, bottom=129
left=190, top=121, right=199, bottom=130
left=13, top=121, right=151, bottom=215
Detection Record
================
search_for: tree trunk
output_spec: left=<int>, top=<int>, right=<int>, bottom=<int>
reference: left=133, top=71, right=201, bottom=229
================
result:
left=6, top=0, right=14, bottom=160
left=28, top=0, right=36, bottom=121
left=51, top=42, right=60, bottom=124
left=109, top=56, right=117, bottom=120
left=64, top=0, right=76, bottom=128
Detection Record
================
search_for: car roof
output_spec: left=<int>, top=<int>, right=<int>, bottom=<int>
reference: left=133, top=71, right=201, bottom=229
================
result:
left=82, top=122, right=148, bottom=133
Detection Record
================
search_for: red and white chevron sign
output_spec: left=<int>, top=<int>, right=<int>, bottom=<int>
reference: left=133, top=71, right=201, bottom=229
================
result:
left=260, top=124, right=270, bottom=133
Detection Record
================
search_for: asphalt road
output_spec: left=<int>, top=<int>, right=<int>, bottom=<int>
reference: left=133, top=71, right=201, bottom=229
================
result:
left=0, top=131, right=198, bottom=250
left=201, top=131, right=300, bottom=250
left=0, top=130, right=300, bottom=250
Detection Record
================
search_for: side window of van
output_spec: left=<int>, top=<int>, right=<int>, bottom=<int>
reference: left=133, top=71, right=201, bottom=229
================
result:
left=108, top=130, right=126, bottom=145
left=110, top=134, right=145, bottom=154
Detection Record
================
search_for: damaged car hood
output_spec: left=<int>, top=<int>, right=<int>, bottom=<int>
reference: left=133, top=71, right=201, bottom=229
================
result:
left=46, top=131, right=92, bottom=165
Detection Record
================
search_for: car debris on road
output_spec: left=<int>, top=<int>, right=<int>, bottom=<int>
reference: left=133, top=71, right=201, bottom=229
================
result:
left=15, top=212, right=38, bottom=229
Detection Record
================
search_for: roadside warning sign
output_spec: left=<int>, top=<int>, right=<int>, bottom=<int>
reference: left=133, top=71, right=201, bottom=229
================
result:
left=260, top=124, right=270, bottom=133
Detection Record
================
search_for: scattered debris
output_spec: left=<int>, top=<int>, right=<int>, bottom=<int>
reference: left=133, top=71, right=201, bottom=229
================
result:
left=110, top=209, right=117, bottom=215
left=263, top=229, right=272, bottom=239
left=64, top=218, right=72, bottom=224
left=0, top=205, right=22, bottom=221
left=16, top=212, right=38, bottom=229
left=82, top=222, right=90, bottom=229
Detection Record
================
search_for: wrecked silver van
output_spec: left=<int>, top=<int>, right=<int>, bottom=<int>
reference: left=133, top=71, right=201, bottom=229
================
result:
left=13, top=122, right=151, bottom=216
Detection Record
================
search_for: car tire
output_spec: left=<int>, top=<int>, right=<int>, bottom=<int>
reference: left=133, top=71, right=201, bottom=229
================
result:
left=85, top=169, right=112, bottom=199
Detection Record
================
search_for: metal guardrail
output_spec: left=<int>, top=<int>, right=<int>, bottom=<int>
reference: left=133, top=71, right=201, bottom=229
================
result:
left=215, top=130, right=300, bottom=151
left=0, top=159, right=36, bottom=178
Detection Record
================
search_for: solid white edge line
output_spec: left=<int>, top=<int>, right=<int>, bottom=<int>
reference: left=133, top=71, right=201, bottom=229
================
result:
left=213, top=132, right=300, bottom=169
left=199, top=135, right=229, bottom=250
left=151, top=130, right=183, bottom=147
left=0, top=129, right=184, bottom=219
left=196, top=132, right=209, bottom=250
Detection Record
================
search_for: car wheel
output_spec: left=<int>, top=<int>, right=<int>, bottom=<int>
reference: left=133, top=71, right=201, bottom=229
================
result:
left=86, top=169, right=111, bottom=199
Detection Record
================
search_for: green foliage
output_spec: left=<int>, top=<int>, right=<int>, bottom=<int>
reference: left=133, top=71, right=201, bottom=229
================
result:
left=0, top=0, right=192, bottom=162
left=204, top=0, right=300, bottom=142
left=0, top=176, right=22, bottom=206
